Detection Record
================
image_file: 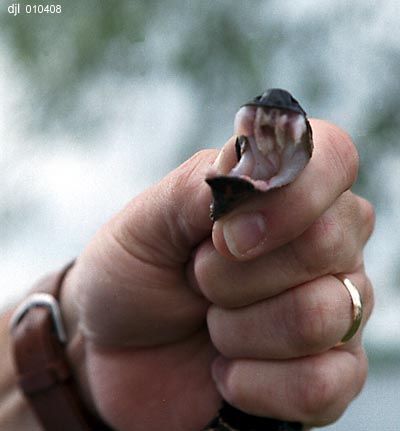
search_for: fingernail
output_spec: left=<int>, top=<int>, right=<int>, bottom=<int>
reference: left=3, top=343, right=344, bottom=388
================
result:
left=223, top=212, right=267, bottom=257
left=207, top=152, right=223, bottom=178
left=212, top=151, right=222, bottom=168
left=210, top=151, right=223, bottom=175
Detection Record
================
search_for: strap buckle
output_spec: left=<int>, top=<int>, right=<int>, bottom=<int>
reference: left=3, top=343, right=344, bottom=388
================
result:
left=10, top=293, right=67, bottom=344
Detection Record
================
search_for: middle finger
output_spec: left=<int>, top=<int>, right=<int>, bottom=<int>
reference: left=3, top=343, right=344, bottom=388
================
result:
left=190, top=192, right=374, bottom=308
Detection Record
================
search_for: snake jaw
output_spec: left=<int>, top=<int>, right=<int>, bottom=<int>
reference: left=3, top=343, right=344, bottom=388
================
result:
left=206, top=89, right=313, bottom=221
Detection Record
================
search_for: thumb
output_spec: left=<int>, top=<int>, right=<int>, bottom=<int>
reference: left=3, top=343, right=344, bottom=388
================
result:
left=62, top=147, right=224, bottom=347
left=112, top=148, right=220, bottom=266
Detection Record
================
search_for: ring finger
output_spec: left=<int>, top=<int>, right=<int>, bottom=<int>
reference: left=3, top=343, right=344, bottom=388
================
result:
left=207, top=271, right=374, bottom=359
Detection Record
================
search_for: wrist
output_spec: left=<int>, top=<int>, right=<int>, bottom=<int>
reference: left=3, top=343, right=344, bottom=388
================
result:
left=8, top=262, right=110, bottom=430
left=0, top=309, right=41, bottom=430
left=59, top=262, right=96, bottom=414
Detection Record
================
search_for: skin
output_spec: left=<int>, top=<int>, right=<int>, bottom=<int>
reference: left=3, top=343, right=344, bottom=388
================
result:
left=0, top=120, right=375, bottom=430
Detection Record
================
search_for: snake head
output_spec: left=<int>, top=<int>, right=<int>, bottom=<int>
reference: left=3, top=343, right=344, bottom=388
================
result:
left=206, top=89, right=313, bottom=221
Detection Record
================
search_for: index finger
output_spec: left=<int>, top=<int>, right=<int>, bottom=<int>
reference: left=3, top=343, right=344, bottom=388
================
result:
left=212, top=119, right=359, bottom=260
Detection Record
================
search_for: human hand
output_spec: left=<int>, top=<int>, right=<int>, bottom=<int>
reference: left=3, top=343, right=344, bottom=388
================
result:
left=61, top=119, right=374, bottom=430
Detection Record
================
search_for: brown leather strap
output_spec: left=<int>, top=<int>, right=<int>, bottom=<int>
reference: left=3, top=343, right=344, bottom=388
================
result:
left=10, top=263, right=300, bottom=431
left=10, top=263, right=112, bottom=431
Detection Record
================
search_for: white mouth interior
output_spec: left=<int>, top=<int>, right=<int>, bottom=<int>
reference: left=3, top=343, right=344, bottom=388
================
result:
left=230, top=106, right=308, bottom=191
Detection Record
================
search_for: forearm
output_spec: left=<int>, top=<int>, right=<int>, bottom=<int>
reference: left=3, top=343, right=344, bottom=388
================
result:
left=0, top=308, right=42, bottom=430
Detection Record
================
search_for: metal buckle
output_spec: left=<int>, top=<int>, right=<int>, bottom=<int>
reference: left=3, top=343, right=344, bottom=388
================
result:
left=10, top=293, right=67, bottom=344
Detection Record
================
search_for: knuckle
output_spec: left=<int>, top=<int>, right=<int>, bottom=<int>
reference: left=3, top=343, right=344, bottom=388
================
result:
left=171, top=149, right=213, bottom=188
left=356, top=350, right=369, bottom=393
left=362, top=275, right=375, bottom=321
left=290, top=289, right=330, bottom=351
left=194, top=243, right=236, bottom=307
left=312, top=216, right=344, bottom=266
left=169, top=149, right=219, bottom=209
left=294, top=214, right=344, bottom=276
left=296, top=351, right=368, bottom=426
left=297, top=358, right=340, bottom=424
left=326, top=124, right=359, bottom=189
left=219, top=362, right=245, bottom=406
left=207, top=308, right=238, bottom=358
left=194, top=244, right=222, bottom=303
left=188, top=149, right=217, bottom=166
left=360, top=197, right=376, bottom=240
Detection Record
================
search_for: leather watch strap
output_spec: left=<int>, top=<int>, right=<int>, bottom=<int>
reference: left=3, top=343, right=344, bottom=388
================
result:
left=10, top=263, right=112, bottom=431
left=9, top=263, right=301, bottom=431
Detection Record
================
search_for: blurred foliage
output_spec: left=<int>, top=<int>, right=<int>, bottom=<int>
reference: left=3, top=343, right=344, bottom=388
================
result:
left=1, top=0, right=400, bottom=217
left=0, top=1, right=279, bottom=146
left=0, top=0, right=154, bottom=137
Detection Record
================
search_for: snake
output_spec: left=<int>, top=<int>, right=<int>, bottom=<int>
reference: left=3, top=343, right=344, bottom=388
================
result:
left=204, top=89, right=313, bottom=431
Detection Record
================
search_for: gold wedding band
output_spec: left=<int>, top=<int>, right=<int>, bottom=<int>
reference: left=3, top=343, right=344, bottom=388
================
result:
left=335, top=276, right=363, bottom=346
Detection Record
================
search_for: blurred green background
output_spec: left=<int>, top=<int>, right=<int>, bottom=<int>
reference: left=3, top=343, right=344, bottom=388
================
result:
left=1, top=0, right=400, bottom=429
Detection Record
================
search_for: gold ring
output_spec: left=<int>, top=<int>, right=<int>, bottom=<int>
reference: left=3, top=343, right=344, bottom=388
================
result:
left=335, top=275, right=363, bottom=346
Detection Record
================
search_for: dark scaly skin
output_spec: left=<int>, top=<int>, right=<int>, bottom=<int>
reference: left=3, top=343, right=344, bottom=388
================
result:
left=205, top=89, right=313, bottom=430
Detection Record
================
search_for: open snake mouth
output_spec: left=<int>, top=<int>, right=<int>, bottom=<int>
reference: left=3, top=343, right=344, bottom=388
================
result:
left=206, top=89, right=313, bottom=221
